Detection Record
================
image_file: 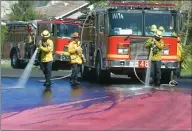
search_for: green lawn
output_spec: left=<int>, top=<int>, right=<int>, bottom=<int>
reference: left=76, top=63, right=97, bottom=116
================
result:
left=0, top=63, right=11, bottom=68
left=181, top=69, right=192, bottom=76
left=181, top=59, right=192, bottom=76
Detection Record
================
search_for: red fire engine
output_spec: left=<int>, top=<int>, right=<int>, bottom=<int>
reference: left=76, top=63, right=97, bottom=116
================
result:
left=36, top=18, right=80, bottom=70
left=79, top=1, right=186, bottom=84
left=3, top=18, right=80, bottom=70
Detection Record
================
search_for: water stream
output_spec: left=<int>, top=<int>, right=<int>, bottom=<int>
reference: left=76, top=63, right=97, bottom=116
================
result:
left=14, top=49, right=38, bottom=88
left=144, top=48, right=153, bottom=88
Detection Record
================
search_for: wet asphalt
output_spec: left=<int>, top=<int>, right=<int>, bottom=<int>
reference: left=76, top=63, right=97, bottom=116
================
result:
left=1, top=68, right=192, bottom=113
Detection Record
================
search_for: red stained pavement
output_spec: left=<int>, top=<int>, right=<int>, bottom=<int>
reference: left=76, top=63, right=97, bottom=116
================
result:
left=1, top=90, right=192, bottom=130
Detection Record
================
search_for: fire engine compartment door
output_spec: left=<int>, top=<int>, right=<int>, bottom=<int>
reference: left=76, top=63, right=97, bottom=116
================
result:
left=95, top=12, right=105, bottom=58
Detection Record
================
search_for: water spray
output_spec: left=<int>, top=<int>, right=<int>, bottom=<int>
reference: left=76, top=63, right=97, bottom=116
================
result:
left=15, top=49, right=38, bottom=88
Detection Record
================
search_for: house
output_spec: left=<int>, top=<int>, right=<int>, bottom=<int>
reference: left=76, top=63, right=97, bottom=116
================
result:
left=34, top=1, right=92, bottom=19
left=1, top=1, right=93, bottom=21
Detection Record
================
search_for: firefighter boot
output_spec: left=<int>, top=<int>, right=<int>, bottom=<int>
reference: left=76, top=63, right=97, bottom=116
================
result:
left=43, top=81, right=53, bottom=86
left=74, top=73, right=80, bottom=85
left=74, top=80, right=80, bottom=85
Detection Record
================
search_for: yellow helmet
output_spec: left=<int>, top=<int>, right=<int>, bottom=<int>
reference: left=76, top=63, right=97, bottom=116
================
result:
left=171, top=32, right=177, bottom=37
left=158, top=26, right=165, bottom=32
left=151, top=24, right=157, bottom=32
left=155, top=30, right=162, bottom=38
left=177, top=37, right=181, bottom=42
left=41, top=30, right=50, bottom=38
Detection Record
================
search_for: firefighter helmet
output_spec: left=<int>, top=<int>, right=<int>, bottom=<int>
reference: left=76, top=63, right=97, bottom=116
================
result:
left=171, top=32, right=177, bottom=36
left=151, top=24, right=157, bottom=32
left=155, top=30, right=162, bottom=38
left=177, top=37, right=181, bottom=42
left=41, top=30, right=50, bottom=38
left=158, top=26, right=165, bottom=32
left=71, top=32, right=80, bottom=38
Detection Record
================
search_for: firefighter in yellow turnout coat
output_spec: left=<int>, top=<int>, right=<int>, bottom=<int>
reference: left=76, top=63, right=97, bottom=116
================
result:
left=68, top=32, right=86, bottom=86
left=145, top=30, right=164, bottom=88
left=177, top=36, right=183, bottom=78
left=37, top=30, right=54, bottom=87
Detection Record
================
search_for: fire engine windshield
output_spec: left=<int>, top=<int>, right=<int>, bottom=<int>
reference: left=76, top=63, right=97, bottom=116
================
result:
left=109, top=12, right=142, bottom=36
left=145, top=13, right=177, bottom=37
left=57, top=24, right=78, bottom=38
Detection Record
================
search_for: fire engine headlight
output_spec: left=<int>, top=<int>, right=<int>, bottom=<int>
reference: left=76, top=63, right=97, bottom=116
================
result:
left=118, top=48, right=128, bottom=54
left=162, top=49, right=169, bottom=55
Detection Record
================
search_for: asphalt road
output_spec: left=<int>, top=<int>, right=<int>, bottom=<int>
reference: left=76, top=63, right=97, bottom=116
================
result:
left=1, top=68, right=192, bottom=130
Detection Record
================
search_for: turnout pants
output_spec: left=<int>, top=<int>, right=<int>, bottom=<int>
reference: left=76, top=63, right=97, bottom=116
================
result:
left=70, top=64, right=80, bottom=84
left=150, top=61, right=161, bottom=86
left=41, top=61, right=53, bottom=85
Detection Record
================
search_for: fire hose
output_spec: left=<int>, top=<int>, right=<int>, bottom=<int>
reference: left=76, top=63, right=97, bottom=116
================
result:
left=133, top=41, right=176, bottom=87
left=38, top=10, right=93, bottom=83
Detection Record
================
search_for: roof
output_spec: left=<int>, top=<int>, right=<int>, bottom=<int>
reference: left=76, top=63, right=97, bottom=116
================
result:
left=37, top=19, right=80, bottom=25
left=35, top=1, right=90, bottom=19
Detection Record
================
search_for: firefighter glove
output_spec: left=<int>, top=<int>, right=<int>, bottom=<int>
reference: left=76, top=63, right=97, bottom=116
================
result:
left=76, top=47, right=82, bottom=53
left=82, top=55, right=86, bottom=63
left=152, top=46, right=159, bottom=54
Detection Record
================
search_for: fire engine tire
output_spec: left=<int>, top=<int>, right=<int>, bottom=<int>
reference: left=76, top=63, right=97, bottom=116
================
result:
left=52, top=65, right=58, bottom=71
left=80, top=65, right=89, bottom=79
left=95, top=55, right=110, bottom=83
left=11, top=51, right=20, bottom=69
left=161, top=70, right=173, bottom=84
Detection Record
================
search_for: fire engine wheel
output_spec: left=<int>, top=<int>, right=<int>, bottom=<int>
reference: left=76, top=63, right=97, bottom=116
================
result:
left=11, top=51, right=20, bottom=69
left=52, top=62, right=58, bottom=71
left=80, top=64, right=89, bottom=79
left=95, top=56, right=110, bottom=83
left=161, top=70, right=173, bottom=84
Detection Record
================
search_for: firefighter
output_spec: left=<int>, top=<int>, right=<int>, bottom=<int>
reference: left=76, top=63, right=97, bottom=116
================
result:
left=145, top=30, right=164, bottom=88
left=25, top=32, right=35, bottom=59
left=150, top=24, right=157, bottom=35
left=37, top=30, right=54, bottom=87
left=68, top=32, right=86, bottom=86
left=158, top=26, right=165, bottom=34
left=170, top=36, right=183, bottom=85
left=177, top=36, right=184, bottom=78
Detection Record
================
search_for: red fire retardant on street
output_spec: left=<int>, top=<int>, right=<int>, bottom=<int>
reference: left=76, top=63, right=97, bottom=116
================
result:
left=1, top=90, right=192, bottom=130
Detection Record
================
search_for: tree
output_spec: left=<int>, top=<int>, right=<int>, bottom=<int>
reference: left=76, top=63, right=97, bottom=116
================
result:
left=1, top=25, right=8, bottom=57
left=1, top=25, right=7, bottom=45
left=8, top=1, right=37, bottom=21
left=86, top=0, right=108, bottom=8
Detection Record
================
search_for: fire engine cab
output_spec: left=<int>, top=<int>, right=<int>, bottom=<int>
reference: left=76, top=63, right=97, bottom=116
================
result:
left=36, top=18, right=80, bottom=70
left=79, top=1, right=185, bottom=84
